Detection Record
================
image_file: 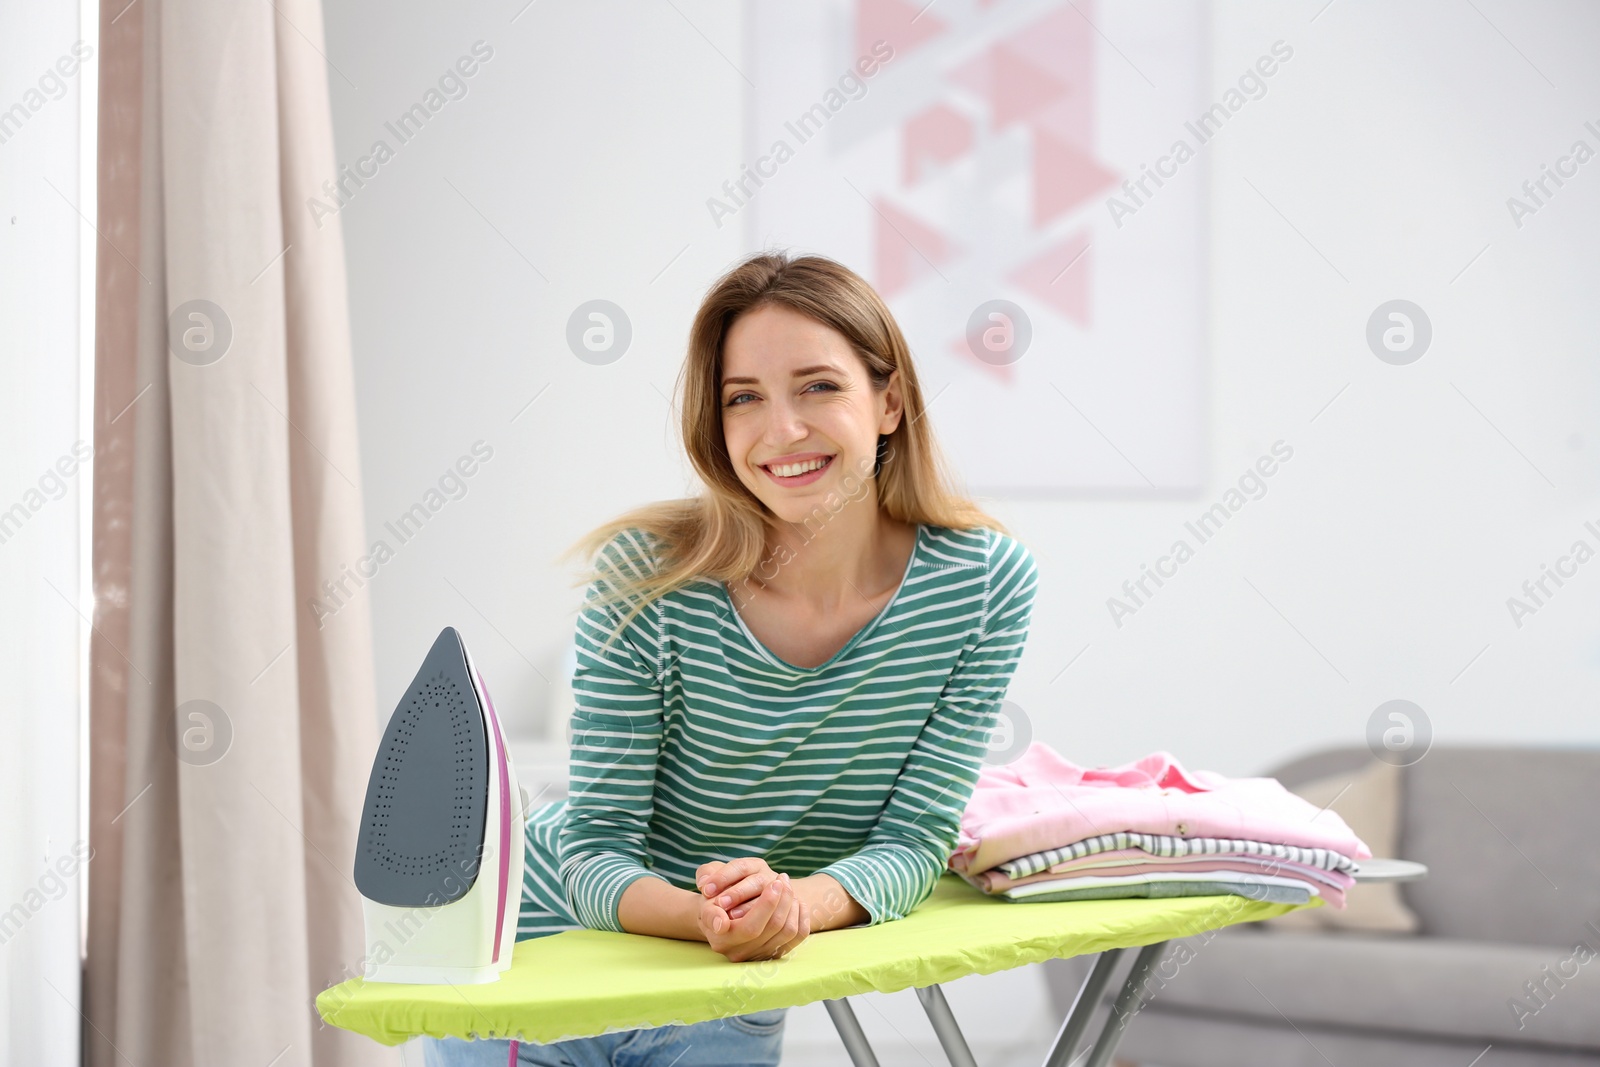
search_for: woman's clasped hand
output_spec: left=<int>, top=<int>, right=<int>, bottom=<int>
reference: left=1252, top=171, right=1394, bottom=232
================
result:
left=694, top=857, right=810, bottom=962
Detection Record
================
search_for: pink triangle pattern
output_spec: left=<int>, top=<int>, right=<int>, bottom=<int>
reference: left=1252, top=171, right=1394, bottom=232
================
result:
left=851, top=0, right=1120, bottom=355
left=904, top=103, right=973, bottom=186
left=1008, top=228, right=1093, bottom=328
left=1008, top=4, right=1094, bottom=148
left=946, top=44, right=990, bottom=101
left=856, top=0, right=947, bottom=66
left=993, top=43, right=1073, bottom=129
left=873, top=198, right=957, bottom=299
left=1031, top=125, right=1121, bottom=227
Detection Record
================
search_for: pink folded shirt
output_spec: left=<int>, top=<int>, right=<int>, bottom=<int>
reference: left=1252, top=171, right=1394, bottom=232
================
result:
left=950, top=744, right=1371, bottom=876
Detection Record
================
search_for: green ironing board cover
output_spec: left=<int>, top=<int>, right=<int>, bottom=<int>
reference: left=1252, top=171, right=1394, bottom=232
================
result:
left=317, top=873, right=1314, bottom=1046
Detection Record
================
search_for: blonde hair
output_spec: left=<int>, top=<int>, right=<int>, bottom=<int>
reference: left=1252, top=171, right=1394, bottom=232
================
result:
left=558, top=249, right=1010, bottom=644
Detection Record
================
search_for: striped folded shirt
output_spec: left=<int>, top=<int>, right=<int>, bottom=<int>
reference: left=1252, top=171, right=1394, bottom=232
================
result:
left=994, top=830, right=1358, bottom=881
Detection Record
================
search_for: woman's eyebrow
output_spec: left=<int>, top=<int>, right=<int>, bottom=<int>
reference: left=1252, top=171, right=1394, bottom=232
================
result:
left=722, top=364, right=842, bottom=386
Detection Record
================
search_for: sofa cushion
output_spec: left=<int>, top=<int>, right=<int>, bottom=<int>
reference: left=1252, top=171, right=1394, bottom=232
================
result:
left=1266, top=757, right=1419, bottom=933
left=1136, top=927, right=1600, bottom=1049
left=1401, top=747, right=1600, bottom=946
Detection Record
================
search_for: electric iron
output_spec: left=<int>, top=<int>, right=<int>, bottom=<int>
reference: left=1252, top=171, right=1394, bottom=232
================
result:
left=354, top=626, right=525, bottom=984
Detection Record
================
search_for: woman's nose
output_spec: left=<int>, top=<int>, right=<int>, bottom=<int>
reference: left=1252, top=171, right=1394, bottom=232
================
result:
left=762, top=399, right=807, bottom=442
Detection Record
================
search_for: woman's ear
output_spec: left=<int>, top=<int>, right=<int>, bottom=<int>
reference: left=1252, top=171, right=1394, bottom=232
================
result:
left=878, top=368, right=905, bottom=435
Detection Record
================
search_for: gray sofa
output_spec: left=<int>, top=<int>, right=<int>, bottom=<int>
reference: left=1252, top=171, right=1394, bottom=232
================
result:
left=1041, top=745, right=1600, bottom=1066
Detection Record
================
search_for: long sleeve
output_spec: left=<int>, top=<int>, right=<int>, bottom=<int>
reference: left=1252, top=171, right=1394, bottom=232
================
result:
left=556, top=529, right=672, bottom=932
left=816, top=530, right=1039, bottom=924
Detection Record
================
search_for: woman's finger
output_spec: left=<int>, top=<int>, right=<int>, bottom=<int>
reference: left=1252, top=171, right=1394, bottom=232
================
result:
left=726, top=876, right=780, bottom=921
left=779, top=899, right=811, bottom=957
left=726, top=874, right=787, bottom=948
left=695, top=861, right=724, bottom=889
left=762, top=896, right=805, bottom=959
left=752, top=878, right=800, bottom=956
left=696, top=859, right=736, bottom=895
left=751, top=887, right=805, bottom=960
left=698, top=856, right=762, bottom=897
left=727, top=869, right=786, bottom=919
left=712, top=867, right=777, bottom=911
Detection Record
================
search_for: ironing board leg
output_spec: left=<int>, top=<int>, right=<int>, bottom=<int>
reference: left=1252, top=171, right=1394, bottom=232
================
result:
left=826, top=985, right=985, bottom=1067
left=1041, top=949, right=1125, bottom=1067
left=824, top=941, right=1170, bottom=1067
left=824, top=998, right=883, bottom=1067
left=914, top=985, right=981, bottom=1067
left=1080, top=941, right=1168, bottom=1067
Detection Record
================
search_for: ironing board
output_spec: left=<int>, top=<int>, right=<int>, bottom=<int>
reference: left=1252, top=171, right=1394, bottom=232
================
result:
left=316, top=870, right=1372, bottom=1065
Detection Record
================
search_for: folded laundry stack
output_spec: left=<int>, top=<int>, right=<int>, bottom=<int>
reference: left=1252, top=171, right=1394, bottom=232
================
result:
left=950, top=744, right=1370, bottom=908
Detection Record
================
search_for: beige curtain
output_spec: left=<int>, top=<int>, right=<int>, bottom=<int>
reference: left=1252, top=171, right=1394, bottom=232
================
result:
left=87, top=0, right=395, bottom=1064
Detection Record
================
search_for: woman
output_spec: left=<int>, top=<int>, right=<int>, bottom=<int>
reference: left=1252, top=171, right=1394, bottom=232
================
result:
left=424, top=251, right=1038, bottom=1066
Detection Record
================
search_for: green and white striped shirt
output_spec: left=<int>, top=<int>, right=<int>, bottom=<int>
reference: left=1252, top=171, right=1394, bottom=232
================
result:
left=516, top=521, right=1038, bottom=940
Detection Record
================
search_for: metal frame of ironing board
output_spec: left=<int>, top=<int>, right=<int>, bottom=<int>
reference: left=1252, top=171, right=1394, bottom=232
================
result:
left=820, top=940, right=1166, bottom=1067
left=814, top=859, right=1428, bottom=1066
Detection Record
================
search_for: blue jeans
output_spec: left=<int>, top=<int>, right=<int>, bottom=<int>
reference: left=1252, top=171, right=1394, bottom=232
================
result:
left=418, top=1007, right=787, bottom=1066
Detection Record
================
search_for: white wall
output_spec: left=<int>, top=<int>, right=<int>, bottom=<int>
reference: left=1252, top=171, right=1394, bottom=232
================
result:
left=326, top=0, right=1600, bottom=773
left=323, top=0, right=748, bottom=740
left=1052, top=0, right=1600, bottom=776
left=324, top=0, right=1600, bottom=1060
left=0, top=0, right=93, bottom=1064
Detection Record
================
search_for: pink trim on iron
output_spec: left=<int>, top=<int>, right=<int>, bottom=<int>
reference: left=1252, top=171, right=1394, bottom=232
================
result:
left=475, top=667, right=512, bottom=966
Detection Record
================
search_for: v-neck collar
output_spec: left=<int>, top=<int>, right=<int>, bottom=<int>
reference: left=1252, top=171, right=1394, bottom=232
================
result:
left=720, top=523, right=927, bottom=675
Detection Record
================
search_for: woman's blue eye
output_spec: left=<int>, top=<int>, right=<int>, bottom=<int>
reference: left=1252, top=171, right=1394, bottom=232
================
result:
left=725, top=381, right=836, bottom=407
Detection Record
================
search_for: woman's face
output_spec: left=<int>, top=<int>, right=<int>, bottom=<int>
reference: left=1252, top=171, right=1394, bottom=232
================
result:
left=720, top=303, right=901, bottom=524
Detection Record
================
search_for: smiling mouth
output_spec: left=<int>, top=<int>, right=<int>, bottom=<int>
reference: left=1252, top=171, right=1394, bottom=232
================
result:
left=761, top=455, right=835, bottom=480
